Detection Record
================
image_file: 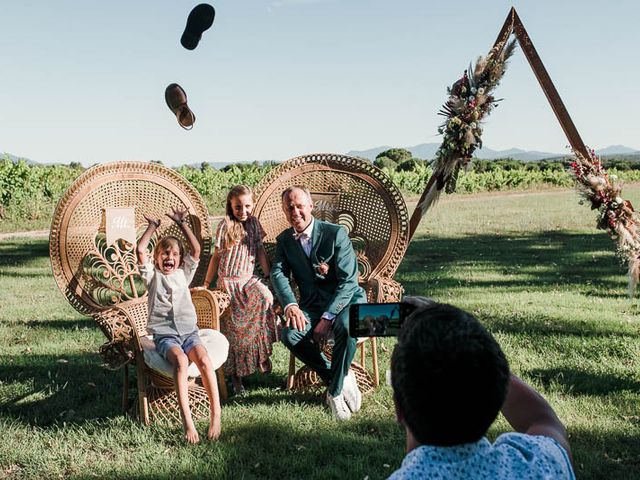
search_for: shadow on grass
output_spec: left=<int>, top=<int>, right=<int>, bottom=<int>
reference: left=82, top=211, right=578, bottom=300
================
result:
left=569, top=427, right=640, bottom=479
left=0, top=352, right=123, bottom=426
left=217, top=417, right=403, bottom=480
left=528, top=367, right=640, bottom=396
left=399, top=230, right=624, bottom=295
left=219, top=370, right=313, bottom=406
left=128, top=417, right=404, bottom=480
left=24, top=318, right=96, bottom=330
left=0, top=238, right=49, bottom=268
left=479, top=309, right=638, bottom=339
left=0, top=271, right=52, bottom=279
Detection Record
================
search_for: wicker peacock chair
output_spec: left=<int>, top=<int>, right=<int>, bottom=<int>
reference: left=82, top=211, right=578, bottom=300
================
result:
left=253, top=153, right=409, bottom=394
left=49, top=161, right=230, bottom=425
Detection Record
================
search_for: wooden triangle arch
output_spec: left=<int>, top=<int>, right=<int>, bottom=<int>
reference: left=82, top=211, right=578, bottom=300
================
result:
left=408, top=7, right=590, bottom=241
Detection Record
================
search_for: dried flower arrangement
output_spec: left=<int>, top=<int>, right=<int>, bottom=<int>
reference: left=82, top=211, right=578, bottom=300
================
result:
left=417, top=40, right=517, bottom=215
left=570, top=149, right=640, bottom=295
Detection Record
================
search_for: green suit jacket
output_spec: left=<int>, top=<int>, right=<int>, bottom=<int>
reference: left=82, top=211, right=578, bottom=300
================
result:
left=270, top=219, right=365, bottom=317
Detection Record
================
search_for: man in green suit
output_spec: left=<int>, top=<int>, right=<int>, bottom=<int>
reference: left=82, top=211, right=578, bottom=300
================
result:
left=271, top=186, right=367, bottom=420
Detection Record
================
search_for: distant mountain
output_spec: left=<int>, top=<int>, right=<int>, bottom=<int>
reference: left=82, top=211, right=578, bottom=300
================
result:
left=596, top=145, right=640, bottom=156
left=347, top=143, right=562, bottom=162
left=1, top=152, right=38, bottom=165
left=5, top=143, right=640, bottom=168
left=347, top=143, right=640, bottom=162
left=347, top=145, right=395, bottom=160
left=473, top=147, right=561, bottom=162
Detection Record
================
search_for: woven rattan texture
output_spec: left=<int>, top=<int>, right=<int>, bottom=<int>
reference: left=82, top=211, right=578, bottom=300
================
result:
left=49, top=161, right=228, bottom=425
left=254, top=154, right=408, bottom=392
left=191, top=288, right=231, bottom=330
left=292, top=362, right=375, bottom=395
left=253, top=154, right=409, bottom=281
left=50, top=161, right=212, bottom=315
left=142, top=368, right=212, bottom=424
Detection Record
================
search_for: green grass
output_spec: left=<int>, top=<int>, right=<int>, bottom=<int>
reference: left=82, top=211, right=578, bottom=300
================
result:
left=1, top=188, right=639, bottom=479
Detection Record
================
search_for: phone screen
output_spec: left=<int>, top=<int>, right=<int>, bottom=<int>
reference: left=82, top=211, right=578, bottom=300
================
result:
left=349, top=302, right=412, bottom=337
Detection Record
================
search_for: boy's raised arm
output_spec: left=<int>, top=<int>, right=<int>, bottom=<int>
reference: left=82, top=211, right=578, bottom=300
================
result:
left=168, top=207, right=200, bottom=260
left=137, top=216, right=160, bottom=265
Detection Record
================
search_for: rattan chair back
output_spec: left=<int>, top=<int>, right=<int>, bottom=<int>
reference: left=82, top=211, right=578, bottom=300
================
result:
left=49, top=161, right=229, bottom=423
left=50, top=161, right=212, bottom=323
left=253, top=153, right=409, bottom=288
left=253, top=153, right=409, bottom=392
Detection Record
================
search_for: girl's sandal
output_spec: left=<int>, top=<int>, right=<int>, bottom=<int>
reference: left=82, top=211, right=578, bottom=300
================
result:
left=232, top=376, right=246, bottom=396
left=259, top=358, right=272, bottom=375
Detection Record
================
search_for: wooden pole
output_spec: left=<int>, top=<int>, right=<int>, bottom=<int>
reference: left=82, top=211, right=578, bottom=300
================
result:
left=407, top=7, right=590, bottom=242
left=407, top=8, right=516, bottom=241
left=510, top=9, right=590, bottom=159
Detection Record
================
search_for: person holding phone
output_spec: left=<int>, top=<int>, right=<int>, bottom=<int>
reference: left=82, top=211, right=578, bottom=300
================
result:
left=270, top=185, right=367, bottom=421
left=388, top=297, right=575, bottom=479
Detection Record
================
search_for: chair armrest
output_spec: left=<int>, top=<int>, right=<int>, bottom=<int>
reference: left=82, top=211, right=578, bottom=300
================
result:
left=190, top=287, right=231, bottom=330
left=93, top=298, right=148, bottom=370
left=362, top=276, right=404, bottom=303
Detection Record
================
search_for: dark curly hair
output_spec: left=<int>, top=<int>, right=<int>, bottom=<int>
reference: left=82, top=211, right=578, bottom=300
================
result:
left=391, top=302, right=509, bottom=446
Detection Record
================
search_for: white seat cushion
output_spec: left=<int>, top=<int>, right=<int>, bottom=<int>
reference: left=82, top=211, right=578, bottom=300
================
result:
left=141, top=329, right=229, bottom=378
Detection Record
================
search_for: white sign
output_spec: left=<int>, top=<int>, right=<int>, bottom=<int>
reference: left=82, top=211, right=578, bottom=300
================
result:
left=105, top=208, right=137, bottom=246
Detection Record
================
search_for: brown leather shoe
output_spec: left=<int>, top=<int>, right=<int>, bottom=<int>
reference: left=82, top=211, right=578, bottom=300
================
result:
left=165, top=83, right=196, bottom=130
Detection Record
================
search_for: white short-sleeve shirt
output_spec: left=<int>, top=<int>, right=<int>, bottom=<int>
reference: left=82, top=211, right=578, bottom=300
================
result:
left=388, top=433, right=575, bottom=480
left=139, top=254, right=200, bottom=336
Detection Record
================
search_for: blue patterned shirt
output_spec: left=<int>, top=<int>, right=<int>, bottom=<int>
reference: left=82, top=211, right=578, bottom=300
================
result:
left=388, top=433, right=575, bottom=479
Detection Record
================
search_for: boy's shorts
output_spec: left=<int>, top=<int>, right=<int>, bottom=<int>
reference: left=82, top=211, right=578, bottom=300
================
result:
left=154, top=331, right=202, bottom=360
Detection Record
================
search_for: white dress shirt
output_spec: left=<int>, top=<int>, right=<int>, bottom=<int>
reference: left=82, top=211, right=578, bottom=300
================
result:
left=285, top=218, right=335, bottom=323
left=296, top=218, right=314, bottom=257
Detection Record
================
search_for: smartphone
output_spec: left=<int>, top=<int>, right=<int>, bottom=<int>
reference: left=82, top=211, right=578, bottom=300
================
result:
left=349, top=302, right=414, bottom=337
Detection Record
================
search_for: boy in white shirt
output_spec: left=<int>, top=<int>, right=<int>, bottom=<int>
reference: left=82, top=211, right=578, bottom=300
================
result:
left=137, top=207, right=221, bottom=444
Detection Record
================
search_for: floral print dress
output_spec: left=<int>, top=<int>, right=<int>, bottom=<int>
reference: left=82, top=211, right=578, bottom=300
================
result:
left=215, top=216, right=277, bottom=377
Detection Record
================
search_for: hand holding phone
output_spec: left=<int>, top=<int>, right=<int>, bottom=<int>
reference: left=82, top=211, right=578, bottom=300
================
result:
left=349, top=302, right=415, bottom=337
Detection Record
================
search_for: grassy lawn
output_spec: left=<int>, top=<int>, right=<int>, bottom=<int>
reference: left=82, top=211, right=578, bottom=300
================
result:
left=1, top=188, right=639, bottom=479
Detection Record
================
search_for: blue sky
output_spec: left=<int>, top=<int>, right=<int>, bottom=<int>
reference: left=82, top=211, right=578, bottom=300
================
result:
left=1, top=0, right=638, bottom=166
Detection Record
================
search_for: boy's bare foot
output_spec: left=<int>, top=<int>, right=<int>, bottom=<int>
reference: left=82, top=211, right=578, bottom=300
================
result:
left=207, top=414, right=221, bottom=441
left=184, top=425, right=200, bottom=444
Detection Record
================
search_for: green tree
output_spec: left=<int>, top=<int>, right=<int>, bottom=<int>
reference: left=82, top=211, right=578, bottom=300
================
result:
left=374, top=148, right=414, bottom=171
left=376, top=148, right=412, bottom=164
left=373, top=156, right=398, bottom=170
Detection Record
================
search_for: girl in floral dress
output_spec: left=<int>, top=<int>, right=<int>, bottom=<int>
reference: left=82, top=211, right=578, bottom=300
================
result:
left=204, top=185, right=277, bottom=394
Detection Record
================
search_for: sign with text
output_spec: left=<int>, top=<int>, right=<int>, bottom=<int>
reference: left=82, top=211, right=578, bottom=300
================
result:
left=105, top=207, right=137, bottom=246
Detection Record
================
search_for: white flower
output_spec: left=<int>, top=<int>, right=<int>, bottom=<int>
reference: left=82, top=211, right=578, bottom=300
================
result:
left=478, top=87, right=485, bottom=94
left=471, top=87, right=477, bottom=94
left=615, top=196, right=623, bottom=204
